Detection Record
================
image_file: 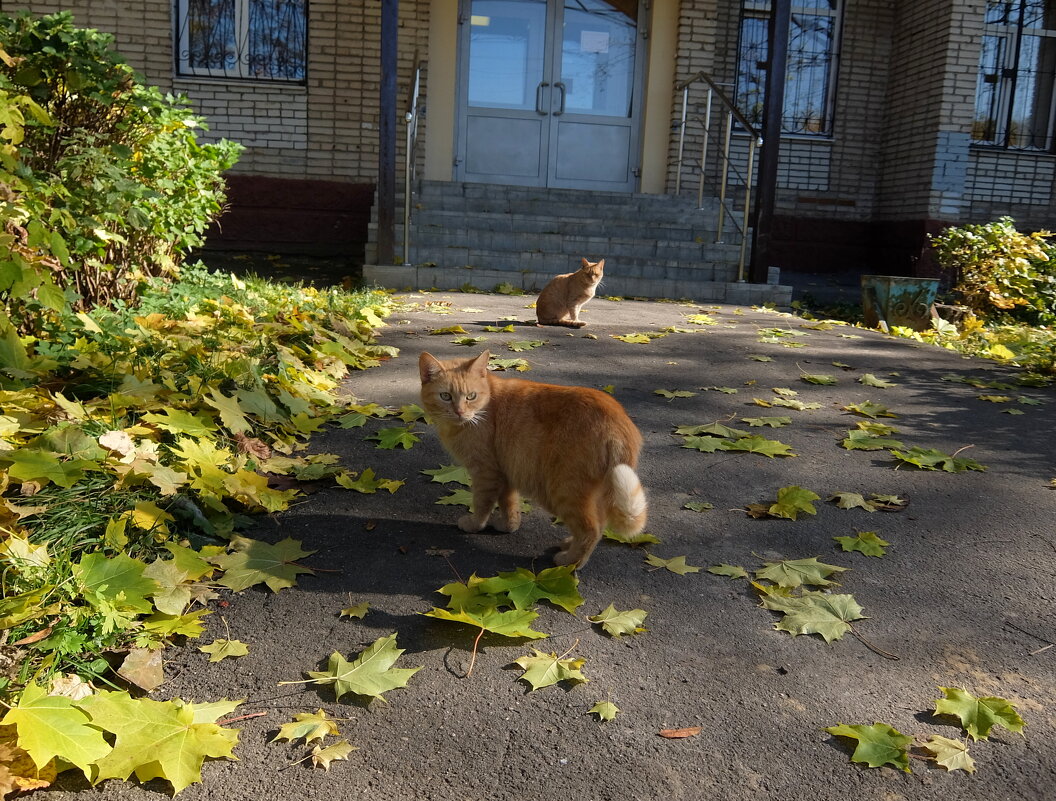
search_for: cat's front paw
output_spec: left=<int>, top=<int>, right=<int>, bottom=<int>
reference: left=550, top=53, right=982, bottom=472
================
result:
left=493, top=511, right=521, bottom=533
left=458, top=514, right=485, bottom=533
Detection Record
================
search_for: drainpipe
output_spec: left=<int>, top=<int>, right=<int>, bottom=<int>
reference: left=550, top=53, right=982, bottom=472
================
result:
left=749, top=0, right=790, bottom=284
left=377, top=0, right=398, bottom=265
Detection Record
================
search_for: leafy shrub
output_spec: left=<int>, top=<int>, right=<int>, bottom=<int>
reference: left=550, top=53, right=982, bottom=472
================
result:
left=0, top=11, right=242, bottom=326
left=931, top=217, right=1056, bottom=325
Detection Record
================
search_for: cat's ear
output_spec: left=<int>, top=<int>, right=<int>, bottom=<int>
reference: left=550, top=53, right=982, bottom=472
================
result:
left=580, top=257, right=590, bottom=267
left=419, top=352, right=444, bottom=384
left=595, top=259, right=605, bottom=270
left=467, top=350, right=491, bottom=376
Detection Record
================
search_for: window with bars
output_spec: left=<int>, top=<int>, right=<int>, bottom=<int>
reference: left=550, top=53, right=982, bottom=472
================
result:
left=175, top=0, right=307, bottom=82
left=734, top=0, right=842, bottom=136
left=973, top=0, right=1056, bottom=151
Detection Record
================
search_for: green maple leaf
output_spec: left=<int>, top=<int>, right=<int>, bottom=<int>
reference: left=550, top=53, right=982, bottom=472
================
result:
left=767, top=486, right=820, bottom=520
left=685, top=313, right=717, bottom=325
left=436, top=487, right=474, bottom=508
left=800, top=373, right=837, bottom=385
left=723, top=435, right=796, bottom=457
left=335, top=412, right=368, bottom=428
left=842, top=400, right=897, bottom=418
left=858, top=373, right=896, bottom=388
left=681, top=436, right=729, bottom=453
left=78, top=691, right=240, bottom=793
left=589, top=604, right=648, bottom=637
left=211, top=536, right=316, bottom=592
left=421, top=464, right=471, bottom=485
left=683, top=501, right=713, bottom=512
left=74, top=552, right=159, bottom=615
left=825, top=722, right=912, bottom=772
left=423, top=606, right=548, bottom=639
left=453, top=336, right=487, bottom=346
left=429, top=325, right=468, bottom=335
left=763, top=591, right=865, bottom=642
left=303, top=635, right=421, bottom=703
left=0, top=683, right=111, bottom=778
left=934, top=687, right=1025, bottom=741
left=341, top=602, right=370, bottom=619
left=475, top=566, right=583, bottom=613
left=488, top=357, right=531, bottom=371
left=199, top=639, right=250, bottom=662
left=367, top=426, right=420, bottom=450
left=507, top=340, right=545, bottom=352
left=141, top=609, right=211, bottom=639
left=748, top=354, right=773, bottom=362
left=654, top=389, right=697, bottom=399
left=336, top=468, right=404, bottom=494
left=4, top=449, right=92, bottom=488
left=512, top=648, right=588, bottom=691
left=142, top=408, right=218, bottom=437
left=741, top=416, right=792, bottom=428
left=397, top=403, right=427, bottom=422
left=701, top=385, right=739, bottom=393
left=840, top=430, right=904, bottom=451
left=834, top=531, right=889, bottom=557
left=1003, top=408, right=1026, bottom=415
left=707, top=564, right=750, bottom=580
left=272, top=709, right=340, bottom=744
left=644, top=553, right=701, bottom=575
left=923, top=735, right=976, bottom=773
left=755, top=557, right=846, bottom=588
left=482, top=324, right=515, bottom=333
left=769, top=397, right=822, bottom=411
left=978, top=394, right=1012, bottom=402
left=312, top=739, right=356, bottom=769
left=828, top=492, right=877, bottom=512
left=588, top=701, right=620, bottom=721
left=772, top=387, right=799, bottom=397
left=603, top=528, right=661, bottom=546
left=675, top=422, right=749, bottom=438
left=203, top=389, right=252, bottom=433
left=857, top=420, right=899, bottom=436
left=890, top=447, right=987, bottom=473
left=611, top=333, right=652, bottom=343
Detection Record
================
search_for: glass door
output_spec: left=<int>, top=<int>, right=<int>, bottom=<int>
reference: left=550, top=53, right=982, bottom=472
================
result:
left=456, top=0, right=644, bottom=191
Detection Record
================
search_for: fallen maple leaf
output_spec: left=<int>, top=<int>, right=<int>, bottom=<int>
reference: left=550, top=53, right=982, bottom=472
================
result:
left=828, top=492, right=877, bottom=512
left=707, top=564, right=750, bottom=580
left=644, top=553, right=701, bottom=575
left=923, top=734, right=976, bottom=773
left=210, top=537, right=315, bottom=593
left=588, top=702, right=620, bottom=721
left=311, top=739, right=355, bottom=770
left=934, top=687, right=1025, bottom=741
left=512, top=648, right=587, bottom=691
left=761, top=591, right=865, bottom=643
left=755, top=557, right=846, bottom=589
left=272, top=710, right=340, bottom=745
left=767, top=486, right=820, bottom=520
left=588, top=604, right=648, bottom=638
left=825, top=722, right=911, bottom=771
left=299, top=635, right=421, bottom=703
left=198, top=639, right=249, bottom=662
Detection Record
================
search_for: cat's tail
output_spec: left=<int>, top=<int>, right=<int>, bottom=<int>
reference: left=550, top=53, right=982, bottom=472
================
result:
left=604, top=464, right=647, bottom=536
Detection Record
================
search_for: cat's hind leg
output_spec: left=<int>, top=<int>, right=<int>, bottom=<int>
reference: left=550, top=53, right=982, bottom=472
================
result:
left=553, top=505, right=603, bottom=568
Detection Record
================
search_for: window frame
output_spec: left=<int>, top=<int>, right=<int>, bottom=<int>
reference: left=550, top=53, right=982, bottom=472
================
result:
left=734, top=0, right=844, bottom=138
left=972, top=0, right=1056, bottom=152
left=174, top=0, right=308, bottom=84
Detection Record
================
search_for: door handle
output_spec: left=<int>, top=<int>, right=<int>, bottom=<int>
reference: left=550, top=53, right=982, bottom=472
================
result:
left=535, top=82, right=550, bottom=115
left=553, top=81, right=566, bottom=115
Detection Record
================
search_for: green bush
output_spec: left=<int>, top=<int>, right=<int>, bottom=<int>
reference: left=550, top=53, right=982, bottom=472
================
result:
left=931, top=217, right=1056, bottom=326
left=0, top=11, right=242, bottom=327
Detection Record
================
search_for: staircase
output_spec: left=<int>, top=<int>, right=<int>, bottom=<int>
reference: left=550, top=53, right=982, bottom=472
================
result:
left=364, top=180, right=791, bottom=306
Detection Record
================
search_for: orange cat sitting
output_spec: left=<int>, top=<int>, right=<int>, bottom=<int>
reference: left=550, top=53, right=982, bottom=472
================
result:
left=418, top=350, right=647, bottom=567
left=535, top=257, right=604, bottom=328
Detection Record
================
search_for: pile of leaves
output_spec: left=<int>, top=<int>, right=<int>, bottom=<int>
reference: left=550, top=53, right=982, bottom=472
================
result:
left=0, top=264, right=396, bottom=699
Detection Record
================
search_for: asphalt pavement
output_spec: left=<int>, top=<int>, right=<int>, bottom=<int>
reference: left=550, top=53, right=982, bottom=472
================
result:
left=50, top=291, right=1055, bottom=801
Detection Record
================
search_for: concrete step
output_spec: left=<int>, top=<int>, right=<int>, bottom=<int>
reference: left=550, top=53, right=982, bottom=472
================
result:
left=363, top=263, right=791, bottom=306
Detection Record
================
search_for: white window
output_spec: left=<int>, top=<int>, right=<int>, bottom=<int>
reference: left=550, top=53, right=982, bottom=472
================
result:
left=175, top=0, right=307, bottom=82
left=735, top=0, right=843, bottom=136
left=973, top=0, right=1056, bottom=150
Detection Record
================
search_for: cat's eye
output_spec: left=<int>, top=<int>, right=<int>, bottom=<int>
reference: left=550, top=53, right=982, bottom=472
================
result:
left=439, top=392, right=452, bottom=401
left=466, top=392, right=477, bottom=400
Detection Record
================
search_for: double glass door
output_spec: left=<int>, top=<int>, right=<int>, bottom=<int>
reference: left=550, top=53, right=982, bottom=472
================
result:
left=456, top=0, right=644, bottom=191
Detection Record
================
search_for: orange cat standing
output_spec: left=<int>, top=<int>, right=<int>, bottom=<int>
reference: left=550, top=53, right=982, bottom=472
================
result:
left=418, top=350, right=647, bottom=567
left=535, top=257, right=604, bottom=328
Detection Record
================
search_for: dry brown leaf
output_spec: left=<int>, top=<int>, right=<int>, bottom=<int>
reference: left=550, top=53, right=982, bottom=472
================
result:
left=658, top=727, right=702, bottom=739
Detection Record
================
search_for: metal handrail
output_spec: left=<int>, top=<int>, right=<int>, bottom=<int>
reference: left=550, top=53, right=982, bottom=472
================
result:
left=402, top=54, right=423, bottom=266
left=674, top=71, right=762, bottom=282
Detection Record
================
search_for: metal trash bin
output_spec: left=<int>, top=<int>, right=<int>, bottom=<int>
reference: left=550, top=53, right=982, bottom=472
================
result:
left=860, top=275, right=939, bottom=332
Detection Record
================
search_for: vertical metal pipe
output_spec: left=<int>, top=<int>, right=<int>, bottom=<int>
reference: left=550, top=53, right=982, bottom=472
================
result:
left=697, top=87, right=713, bottom=209
left=377, top=0, right=398, bottom=265
left=738, top=136, right=758, bottom=282
left=715, top=110, right=732, bottom=244
left=675, top=85, right=688, bottom=194
left=403, top=113, right=412, bottom=266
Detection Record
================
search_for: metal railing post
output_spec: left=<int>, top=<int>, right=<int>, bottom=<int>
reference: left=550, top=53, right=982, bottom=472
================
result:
left=715, top=110, right=732, bottom=244
left=738, top=136, right=758, bottom=282
left=697, top=87, right=713, bottom=210
left=674, top=85, right=688, bottom=195
left=402, top=58, right=421, bottom=267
